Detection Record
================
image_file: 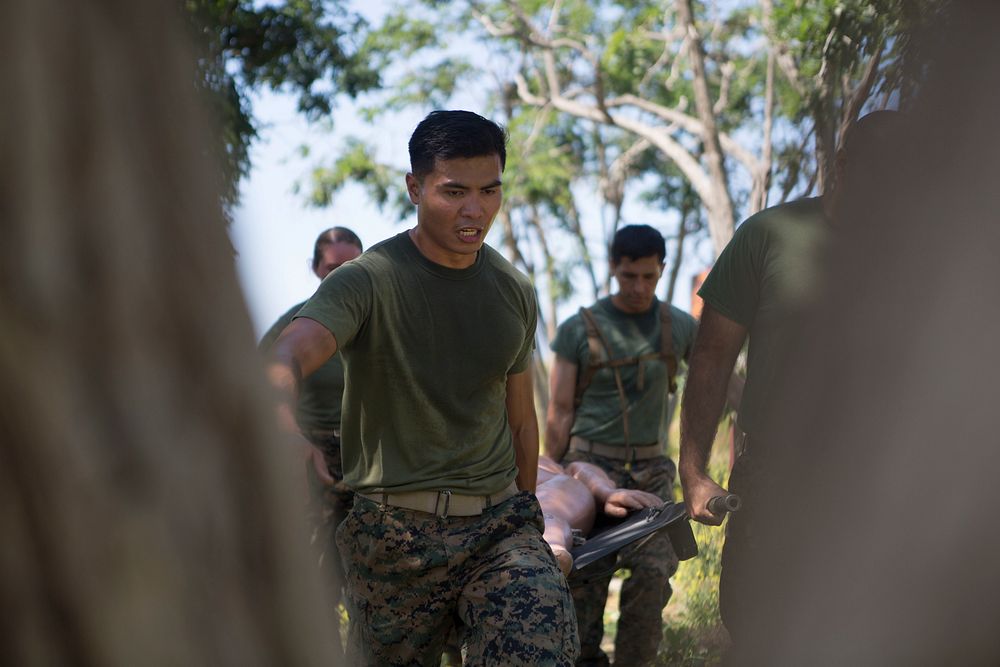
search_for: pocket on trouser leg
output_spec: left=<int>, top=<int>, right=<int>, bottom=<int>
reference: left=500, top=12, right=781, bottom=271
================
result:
left=339, top=503, right=458, bottom=665
left=460, top=528, right=580, bottom=666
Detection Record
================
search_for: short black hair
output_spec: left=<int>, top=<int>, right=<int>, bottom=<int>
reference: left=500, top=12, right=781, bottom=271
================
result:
left=408, top=110, right=508, bottom=179
left=311, top=226, right=363, bottom=271
left=610, top=224, right=666, bottom=264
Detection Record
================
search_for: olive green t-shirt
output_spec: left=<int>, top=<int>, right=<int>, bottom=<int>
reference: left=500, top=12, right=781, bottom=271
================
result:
left=698, top=197, right=829, bottom=438
left=551, top=297, right=698, bottom=447
left=260, top=301, right=345, bottom=434
left=296, top=232, right=537, bottom=495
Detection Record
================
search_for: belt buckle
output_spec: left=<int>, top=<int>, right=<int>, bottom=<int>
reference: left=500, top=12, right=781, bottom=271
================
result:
left=435, top=490, right=452, bottom=518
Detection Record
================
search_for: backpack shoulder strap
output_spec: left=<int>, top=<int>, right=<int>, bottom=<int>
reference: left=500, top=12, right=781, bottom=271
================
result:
left=659, top=303, right=679, bottom=394
left=576, top=305, right=633, bottom=450
left=574, top=306, right=611, bottom=407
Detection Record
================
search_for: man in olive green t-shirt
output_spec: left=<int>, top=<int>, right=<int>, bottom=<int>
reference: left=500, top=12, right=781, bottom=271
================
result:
left=545, top=224, right=697, bottom=666
left=266, top=110, right=578, bottom=666
left=679, top=111, right=904, bottom=653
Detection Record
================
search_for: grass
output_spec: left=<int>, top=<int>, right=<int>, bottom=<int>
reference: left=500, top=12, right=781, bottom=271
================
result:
left=596, top=412, right=735, bottom=665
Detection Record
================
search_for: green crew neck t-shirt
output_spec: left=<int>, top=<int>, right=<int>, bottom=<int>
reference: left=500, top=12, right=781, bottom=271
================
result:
left=698, top=197, right=829, bottom=438
left=260, top=300, right=345, bottom=434
left=296, top=232, right=537, bottom=495
left=551, top=297, right=698, bottom=447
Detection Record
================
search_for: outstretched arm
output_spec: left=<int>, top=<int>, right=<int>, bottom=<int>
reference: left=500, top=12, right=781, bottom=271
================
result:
left=543, top=355, right=578, bottom=461
left=265, top=317, right=339, bottom=485
left=680, top=305, right=748, bottom=525
left=565, top=461, right=663, bottom=518
left=507, top=368, right=539, bottom=493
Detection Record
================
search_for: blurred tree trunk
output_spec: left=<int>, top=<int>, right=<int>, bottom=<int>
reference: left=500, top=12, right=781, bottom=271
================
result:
left=0, top=1, right=340, bottom=665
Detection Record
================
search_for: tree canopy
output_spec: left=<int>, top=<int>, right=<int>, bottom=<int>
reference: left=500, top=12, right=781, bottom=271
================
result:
left=184, top=0, right=381, bottom=205
left=298, top=0, right=940, bottom=339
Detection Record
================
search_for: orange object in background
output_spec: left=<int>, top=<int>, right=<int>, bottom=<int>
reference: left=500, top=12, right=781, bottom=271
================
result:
left=690, top=268, right=711, bottom=320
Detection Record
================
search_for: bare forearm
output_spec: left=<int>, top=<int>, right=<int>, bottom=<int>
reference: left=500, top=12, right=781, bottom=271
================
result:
left=513, top=421, right=539, bottom=492
left=679, top=356, right=732, bottom=479
left=265, top=318, right=338, bottom=434
left=265, top=356, right=301, bottom=433
left=265, top=330, right=338, bottom=486
left=677, top=307, right=749, bottom=519
left=566, top=462, right=616, bottom=504
left=543, top=406, right=574, bottom=461
left=679, top=306, right=747, bottom=483
left=506, top=369, right=539, bottom=493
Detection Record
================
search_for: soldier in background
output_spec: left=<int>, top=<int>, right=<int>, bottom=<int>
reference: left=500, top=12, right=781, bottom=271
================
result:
left=259, top=226, right=362, bottom=656
left=545, top=224, right=698, bottom=666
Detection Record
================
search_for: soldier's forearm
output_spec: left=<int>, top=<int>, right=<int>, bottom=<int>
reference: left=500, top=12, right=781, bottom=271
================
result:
left=543, top=429, right=568, bottom=461
left=680, top=306, right=747, bottom=480
left=513, top=428, right=539, bottom=493
left=680, top=361, right=735, bottom=479
left=265, top=357, right=302, bottom=434
left=543, top=407, right=574, bottom=461
left=680, top=378, right=729, bottom=473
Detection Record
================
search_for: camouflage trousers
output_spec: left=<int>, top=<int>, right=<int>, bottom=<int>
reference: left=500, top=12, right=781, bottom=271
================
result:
left=304, top=431, right=353, bottom=650
left=562, top=452, right=680, bottom=667
left=336, top=490, right=580, bottom=666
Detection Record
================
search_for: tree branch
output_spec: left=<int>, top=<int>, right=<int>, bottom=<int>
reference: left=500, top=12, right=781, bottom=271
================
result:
left=606, top=95, right=760, bottom=178
left=837, top=40, right=884, bottom=148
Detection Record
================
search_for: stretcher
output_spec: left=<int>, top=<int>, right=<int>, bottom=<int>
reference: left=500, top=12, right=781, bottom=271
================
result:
left=569, top=494, right=740, bottom=573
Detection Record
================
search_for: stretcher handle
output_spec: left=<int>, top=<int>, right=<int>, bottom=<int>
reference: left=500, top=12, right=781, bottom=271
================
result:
left=706, top=493, right=742, bottom=515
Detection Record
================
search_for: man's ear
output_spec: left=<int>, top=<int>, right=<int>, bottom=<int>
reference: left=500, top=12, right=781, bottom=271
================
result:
left=405, top=172, right=421, bottom=205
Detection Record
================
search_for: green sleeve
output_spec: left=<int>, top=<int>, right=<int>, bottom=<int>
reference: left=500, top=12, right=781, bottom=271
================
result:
left=698, top=216, right=767, bottom=327
left=295, top=261, right=373, bottom=348
left=550, top=312, right=586, bottom=366
left=508, top=281, right=538, bottom=374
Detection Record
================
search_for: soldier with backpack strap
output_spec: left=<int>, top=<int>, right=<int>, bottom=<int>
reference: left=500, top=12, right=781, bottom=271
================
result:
left=545, top=225, right=698, bottom=667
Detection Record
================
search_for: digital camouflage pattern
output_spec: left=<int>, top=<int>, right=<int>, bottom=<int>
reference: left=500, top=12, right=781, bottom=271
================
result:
left=336, top=491, right=579, bottom=666
left=563, top=452, right=679, bottom=667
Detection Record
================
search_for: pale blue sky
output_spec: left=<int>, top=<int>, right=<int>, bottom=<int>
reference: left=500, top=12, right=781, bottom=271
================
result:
left=228, top=88, right=708, bottom=338
left=229, top=88, right=421, bottom=336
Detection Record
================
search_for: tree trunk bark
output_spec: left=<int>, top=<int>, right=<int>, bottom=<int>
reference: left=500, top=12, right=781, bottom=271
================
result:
left=528, top=207, right=560, bottom=345
left=675, top=0, right=736, bottom=256
left=750, top=48, right=776, bottom=215
left=665, top=209, right=690, bottom=307
left=0, top=1, right=341, bottom=664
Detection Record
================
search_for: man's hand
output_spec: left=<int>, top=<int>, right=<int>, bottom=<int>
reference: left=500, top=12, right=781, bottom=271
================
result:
left=296, top=436, right=335, bottom=487
left=603, top=488, right=664, bottom=518
left=679, top=305, right=748, bottom=526
left=276, top=401, right=335, bottom=493
left=681, top=471, right=730, bottom=525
